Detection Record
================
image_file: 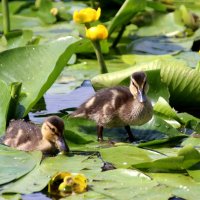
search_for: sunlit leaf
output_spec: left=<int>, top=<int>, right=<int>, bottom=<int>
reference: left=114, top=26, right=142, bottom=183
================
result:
left=0, top=81, right=11, bottom=135
left=133, top=145, right=200, bottom=172
left=99, top=145, right=165, bottom=168
left=0, top=37, right=89, bottom=118
left=154, top=97, right=183, bottom=124
left=108, top=0, right=146, bottom=35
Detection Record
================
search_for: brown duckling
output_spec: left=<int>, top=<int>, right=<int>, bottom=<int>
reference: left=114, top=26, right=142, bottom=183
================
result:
left=71, top=71, right=153, bottom=142
left=3, top=116, right=69, bottom=154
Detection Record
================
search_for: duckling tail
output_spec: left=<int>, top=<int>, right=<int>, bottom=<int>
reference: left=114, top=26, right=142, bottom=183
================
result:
left=70, top=109, right=86, bottom=118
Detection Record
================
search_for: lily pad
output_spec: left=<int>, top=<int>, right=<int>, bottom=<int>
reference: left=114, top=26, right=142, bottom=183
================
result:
left=137, top=12, right=185, bottom=37
left=99, top=145, right=166, bottom=168
left=1, top=154, right=102, bottom=194
left=150, top=172, right=200, bottom=200
left=133, top=145, right=200, bottom=172
left=0, top=145, right=42, bottom=186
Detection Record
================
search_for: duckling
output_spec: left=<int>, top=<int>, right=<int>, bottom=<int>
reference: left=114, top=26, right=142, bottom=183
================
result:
left=71, top=71, right=153, bottom=142
left=3, top=116, right=69, bottom=154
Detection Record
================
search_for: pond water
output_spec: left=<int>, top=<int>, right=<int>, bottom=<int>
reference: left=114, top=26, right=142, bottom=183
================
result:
left=29, top=65, right=96, bottom=124
left=22, top=192, right=50, bottom=200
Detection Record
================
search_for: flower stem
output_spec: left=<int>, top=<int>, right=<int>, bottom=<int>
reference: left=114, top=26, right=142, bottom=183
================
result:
left=111, top=24, right=126, bottom=48
left=92, top=40, right=108, bottom=74
left=6, top=82, right=22, bottom=125
left=2, top=0, right=10, bottom=35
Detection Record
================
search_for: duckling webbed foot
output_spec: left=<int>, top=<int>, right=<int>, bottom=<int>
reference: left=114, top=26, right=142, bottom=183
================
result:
left=97, top=125, right=104, bottom=142
left=124, top=125, right=135, bottom=142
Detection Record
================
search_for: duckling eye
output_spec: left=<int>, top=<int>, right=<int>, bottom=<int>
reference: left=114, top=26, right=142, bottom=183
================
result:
left=51, top=128, right=56, bottom=133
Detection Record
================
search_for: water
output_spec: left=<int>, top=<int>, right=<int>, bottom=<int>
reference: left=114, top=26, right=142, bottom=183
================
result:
left=29, top=80, right=95, bottom=123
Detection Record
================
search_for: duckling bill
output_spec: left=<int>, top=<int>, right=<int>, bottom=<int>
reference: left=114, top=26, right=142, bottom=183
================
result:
left=3, top=116, right=69, bottom=155
left=71, top=71, right=153, bottom=142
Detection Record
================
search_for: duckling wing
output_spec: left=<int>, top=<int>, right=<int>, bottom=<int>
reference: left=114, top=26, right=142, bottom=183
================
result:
left=3, top=120, right=42, bottom=151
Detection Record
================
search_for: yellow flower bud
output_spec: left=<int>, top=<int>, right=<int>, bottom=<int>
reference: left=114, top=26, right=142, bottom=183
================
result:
left=86, top=24, right=108, bottom=41
left=50, top=7, right=58, bottom=16
left=73, top=7, right=101, bottom=23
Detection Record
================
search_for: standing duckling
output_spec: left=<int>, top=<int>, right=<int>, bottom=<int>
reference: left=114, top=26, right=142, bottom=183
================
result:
left=71, top=71, right=153, bottom=142
left=3, top=116, right=69, bottom=155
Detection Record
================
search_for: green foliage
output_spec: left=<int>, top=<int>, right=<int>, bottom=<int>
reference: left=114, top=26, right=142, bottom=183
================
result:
left=0, top=81, right=11, bottom=134
left=0, top=145, right=42, bottom=185
left=108, top=0, right=146, bottom=35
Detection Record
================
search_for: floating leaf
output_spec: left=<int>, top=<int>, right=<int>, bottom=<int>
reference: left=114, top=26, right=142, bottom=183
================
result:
left=136, top=12, right=185, bottom=37
left=0, top=145, right=42, bottom=186
left=1, top=154, right=101, bottom=194
left=99, top=145, right=165, bottom=168
left=133, top=145, right=200, bottom=172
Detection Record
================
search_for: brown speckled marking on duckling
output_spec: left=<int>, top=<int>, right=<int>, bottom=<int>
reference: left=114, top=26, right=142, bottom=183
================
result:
left=3, top=116, right=69, bottom=155
left=71, top=71, right=153, bottom=142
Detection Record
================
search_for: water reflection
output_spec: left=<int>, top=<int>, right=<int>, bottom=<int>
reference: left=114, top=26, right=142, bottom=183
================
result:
left=29, top=80, right=95, bottom=123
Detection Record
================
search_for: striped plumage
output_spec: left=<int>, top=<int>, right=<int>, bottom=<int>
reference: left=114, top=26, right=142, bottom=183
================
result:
left=71, top=71, right=153, bottom=142
left=3, top=116, right=69, bottom=154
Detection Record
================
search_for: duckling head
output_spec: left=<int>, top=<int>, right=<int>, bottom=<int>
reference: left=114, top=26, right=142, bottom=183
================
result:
left=41, top=116, right=69, bottom=153
left=129, top=71, right=149, bottom=103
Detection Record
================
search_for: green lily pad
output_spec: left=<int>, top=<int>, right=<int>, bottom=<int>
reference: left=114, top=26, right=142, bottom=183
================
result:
left=1, top=154, right=102, bottom=194
left=0, top=15, right=44, bottom=31
left=133, top=145, right=200, bottom=172
left=134, top=115, right=185, bottom=145
left=99, top=145, right=166, bottom=168
left=137, top=12, right=185, bottom=37
left=0, top=145, right=42, bottom=186
left=0, top=30, right=36, bottom=52
left=150, top=172, right=200, bottom=200
left=89, top=169, right=162, bottom=200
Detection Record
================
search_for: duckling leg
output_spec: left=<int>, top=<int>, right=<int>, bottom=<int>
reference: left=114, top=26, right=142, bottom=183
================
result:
left=124, top=125, right=135, bottom=142
left=97, top=125, right=104, bottom=142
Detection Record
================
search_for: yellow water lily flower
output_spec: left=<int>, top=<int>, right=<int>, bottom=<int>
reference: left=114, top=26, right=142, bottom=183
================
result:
left=73, top=174, right=88, bottom=193
left=73, top=7, right=101, bottom=23
left=50, top=7, right=58, bottom=16
left=48, top=172, right=88, bottom=197
left=86, top=24, right=108, bottom=41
